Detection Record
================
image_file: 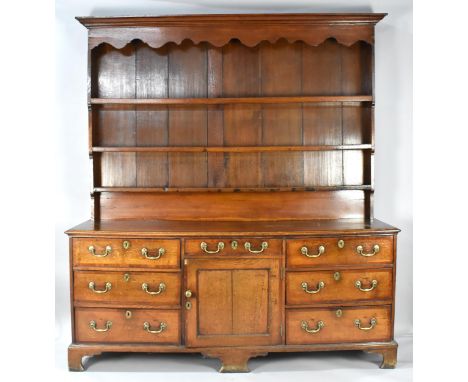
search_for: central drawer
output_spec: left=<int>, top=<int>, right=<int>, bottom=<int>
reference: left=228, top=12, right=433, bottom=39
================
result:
left=74, top=271, right=181, bottom=306
left=185, top=238, right=282, bottom=256
left=75, top=307, right=180, bottom=344
left=286, top=269, right=393, bottom=304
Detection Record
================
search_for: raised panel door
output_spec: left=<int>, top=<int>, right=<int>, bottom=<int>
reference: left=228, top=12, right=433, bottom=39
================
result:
left=184, top=257, right=282, bottom=347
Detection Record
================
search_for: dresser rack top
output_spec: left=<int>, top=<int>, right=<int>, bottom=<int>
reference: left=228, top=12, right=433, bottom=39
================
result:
left=80, top=13, right=385, bottom=222
left=77, top=13, right=386, bottom=50
left=77, top=13, right=387, bottom=27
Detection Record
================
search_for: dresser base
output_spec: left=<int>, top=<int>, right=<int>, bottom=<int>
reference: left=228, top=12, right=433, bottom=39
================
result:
left=68, top=341, right=398, bottom=372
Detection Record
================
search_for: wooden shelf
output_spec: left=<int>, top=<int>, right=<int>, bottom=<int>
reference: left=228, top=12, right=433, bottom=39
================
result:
left=90, top=95, right=373, bottom=105
left=92, top=145, right=373, bottom=153
left=94, top=186, right=373, bottom=193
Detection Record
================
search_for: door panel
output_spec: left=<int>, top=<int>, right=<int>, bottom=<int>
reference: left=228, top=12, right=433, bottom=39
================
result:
left=185, top=258, right=282, bottom=347
left=198, top=270, right=233, bottom=335
left=232, top=269, right=269, bottom=334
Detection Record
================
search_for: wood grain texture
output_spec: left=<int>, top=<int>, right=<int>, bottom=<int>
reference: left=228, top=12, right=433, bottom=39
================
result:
left=261, top=41, right=303, bottom=187
left=232, top=269, right=269, bottom=334
left=197, top=270, right=233, bottom=335
left=73, top=238, right=180, bottom=268
left=341, top=42, right=372, bottom=96
left=75, top=307, right=180, bottom=343
left=168, top=41, right=207, bottom=187
left=302, top=103, right=343, bottom=186
left=223, top=41, right=262, bottom=187
left=74, top=271, right=181, bottom=306
left=286, top=236, right=393, bottom=268
left=286, top=269, right=392, bottom=305
left=98, top=191, right=365, bottom=220
left=207, top=47, right=225, bottom=187
left=302, top=39, right=342, bottom=96
left=286, top=305, right=392, bottom=344
left=93, top=44, right=136, bottom=187
left=135, top=43, right=168, bottom=186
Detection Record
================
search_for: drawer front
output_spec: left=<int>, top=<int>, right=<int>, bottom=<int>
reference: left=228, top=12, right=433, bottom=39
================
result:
left=73, top=238, right=180, bottom=268
left=286, top=269, right=392, bottom=305
left=185, top=238, right=282, bottom=256
left=75, top=307, right=180, bottom=344
left=74, top=271, right=181, bottom=306
left=286, top=236, right=393, bottom=267
left=286, top=306, right=392, bottom=344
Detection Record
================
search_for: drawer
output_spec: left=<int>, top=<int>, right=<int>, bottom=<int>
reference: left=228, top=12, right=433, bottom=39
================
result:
left=286, top=306, right=392, bottom=344
left=73, top=238, right=180, bottom=268
left=286, top=269, right=392, bottom=305
left=286, top=236, right=393, bottom=267
left=75, top=307, right=180, bottom=344
left=74, top=271, right=181, bottom=306
left=185, top=238, right=282, bottom=256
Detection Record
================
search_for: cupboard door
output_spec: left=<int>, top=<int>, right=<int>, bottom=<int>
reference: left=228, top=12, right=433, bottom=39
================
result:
left=185, top=258, right=282, bottom=347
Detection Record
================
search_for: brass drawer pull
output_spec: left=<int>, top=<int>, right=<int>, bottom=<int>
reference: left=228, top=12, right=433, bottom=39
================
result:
left=244, top=241, right=268, bottom=254
left=141, top=247, right=165, bottom=260
left=301, top=245, right=325, bottom=258
left=142, top=282, right=166, bottom=295
left=301, top=320, right=324, bottom=334
left=356, top=244, right=380, bottom=257
left=355, top=279, right=378, bottom=292
left=88, top=281, right=112, bottom=294
left=301, top=281, right=325, bottom=294
left=89, top=320, right=112, bottom=332
left=88, top=245, right=111, bottom=257
left=354, top=317, right=377, bottom=331
left=143, top=321, right=167, bottom=334
left=200, top=241, right=225, bottom=254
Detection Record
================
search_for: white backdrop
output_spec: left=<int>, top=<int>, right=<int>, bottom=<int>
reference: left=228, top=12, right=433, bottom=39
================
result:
left=55, top=0, right=413, bottom=374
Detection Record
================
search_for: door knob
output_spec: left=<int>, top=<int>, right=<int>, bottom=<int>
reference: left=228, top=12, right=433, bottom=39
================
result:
left=185, top=290, right=192, bottom=298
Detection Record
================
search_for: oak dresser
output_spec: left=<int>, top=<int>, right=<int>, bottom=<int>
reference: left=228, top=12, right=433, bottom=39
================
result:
left=66, top=13, right=400, bottom=372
